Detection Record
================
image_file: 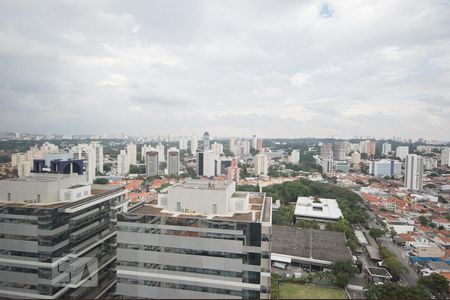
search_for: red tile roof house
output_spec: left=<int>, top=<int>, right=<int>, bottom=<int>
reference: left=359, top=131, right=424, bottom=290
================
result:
left=433, top=218, right=450, bottom=230
left=434, top=235, right=450, bottom=248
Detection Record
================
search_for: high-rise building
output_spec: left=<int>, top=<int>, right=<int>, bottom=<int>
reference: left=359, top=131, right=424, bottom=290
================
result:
left=190, top=135, right=198, bottom=155
left=211, top=142, right=224, bottom=156
left=145, top=150, right=159, bottom=177
left=334, top=142, right=347, bottom=161
left=226, top=159, right=240, bottom=184
left=365, top=141, right=376, bottom=157
left=11, top=142, right=59, bottom=177
left=320, top=143, right=333, bottom=159
left=321, top=159, right=334, bottom=174
left=179, top=137, right=188, bottom=150
left=70, top=143, right=97, bottom=183
left=251, top=135, right=258, bottom=149
left=369, top=160, right=402, bottom=177
left=229, top=137, right=236, bottom=154
left=196, top=150, right=217, bottom=177
left=117, top=149, right=130, bottom=176
left=382, top=142, right=392, bottom=155
left=441, top=148, right=450, bottom=166
left=351, top=151, right=361, bottom=164
left=423, top=157, right=438, bottom=170
left=257, top=138, right=264, bottom=152
left=203, top=131, right=210, bottom=150
left=167, top=148, right=180, bottom=176
left=0, top=160, right=128, bottom=299
left=396, top=146, right=409, bottom=160
left=289, top=150, right=300, bottom=164
left=127, top=143, right=137, bottom=165
left=404, top=154, right=424, bottom=191
left=91, top=141, right=104, bottom=173
left=156, top=143, right=165, bottom=162
left=254, top=153, right=269, bottom=176
left=115, top=179, right=272, bottom=299
left=141, top=144, right=151, bottom=162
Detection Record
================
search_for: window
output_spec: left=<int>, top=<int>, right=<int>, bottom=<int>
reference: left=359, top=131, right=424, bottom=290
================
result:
left=7, top=193, right=11, bottom=201
left=37, top=194, right=40, bottom=202
left=235, top=200, right=244, bottom=211
left=176, top=202, right=181, bottom=212
left=212, top=204, right=217, bottom=214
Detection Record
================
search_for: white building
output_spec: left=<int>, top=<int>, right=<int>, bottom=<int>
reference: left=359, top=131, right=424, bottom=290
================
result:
left=294, top=196, right=343, bottom=222
left=11, top=142, right=59, bottom=177
left=116, top=179, right=271, bottom=299
left=289, top=150, right=300, bottom=164
left=127, top=143, right=137, bottom=165
left=441, top=148, right=450, bottom=166
left=70, top=143, right=97, bottom=183
left=117, top=149, right=130, bottom=176
left=190, top=135, right=198, bottom=155
left=396, top=146, right=409, bottom=160
left=404, top=154, right=424, bottom=191
left=211, top=142, right=224, bottom=156
left=167, top=147, right=180, bottom=176
left=179, top=136, right=188, bottom=150
left=90, top=141, right=104, bottom=173
left=382, top=142, right=392, bottom=155
left=254, top=153, right=269, bottom=176
left=196, top=150, right=217, bottom=177
left=369, top=160, right=402, bottom=177
left=423, top=157, right=438, bottom=170
left=156, top=142, right=165, bottom=162
left=229, top=137, right=236, bottom=154
left=141, top=144, right=151, bottom=162
left=351, top=151, right=361, bottom=164
left=251, top=135, right=258, bottom=149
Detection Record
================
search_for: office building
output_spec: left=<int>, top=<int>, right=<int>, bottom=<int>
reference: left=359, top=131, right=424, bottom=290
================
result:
left=167, top=148, right=180, bottom=176
left=115, top=179, right=272, bottom=299
left=382, top=142, right=392, bottom=155
left=196, top=150, right=217, bottom=177
left=217, top=157, right=232, bottom=175
left=190, top=135, right=198, bottom=155
left=254, top=153, right=269, bottom=177
left=203, top=132, right=210, bottom=151
left=289, top=150, right=300, bottom=164
left=127, top=143, right=137, bottom=165
left=320, top=143, right=333, bottom=159
left=441, top=148, right=450, bottom=166
left=117, top=149, right=130, bottom=176
left=145, top=150, right=159, bottom=177
left=351, top=151, right=361, bottom=164
left=404, top=154, right=424, bottom=191
left=369, top=160, right=402, bottom=177
left=0, top=158, right=128, bottom=299
left=396, top=146, right=409, bottom=160
left=334, top=142, right=347, bottom=161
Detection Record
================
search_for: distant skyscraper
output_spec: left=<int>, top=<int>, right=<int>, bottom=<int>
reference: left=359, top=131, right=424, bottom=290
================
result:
left=179, top=137, right=188, bottom=150
left=334, top=142, right=347, bottom=161
left=251, top=135, right=257, bottom=149
left=145, top=150, right=159, bottom=177
left=91, top=141, right=104, bottom=173
left=196, top=150, right=217, bottom=177
left=190, top=135, right=198, bottom=154
left=229, top=137, right=236, bottom=154
left=254, top=153, right=269, bottom=176
left=320, top=143, right=333, bottom=159
left=211, top=142, right=224, bottom=156
left=156, top=142, right=165, bottom=162
left=70, top=143, right=97, bottom=183
left=382, top=142, right=392, bottom=155
left=167, top=148, right=180, bottom=176
left=203, top=131, right=210, bottom=150
left=117, top=149, right=130, bottom=175
left=257, top=138, right=264, bottom=152
left=127, top=143, right=137, bottom=165
left=351, top=151, right=361, bottom=164
left=396, top=146, right=409, bottom=160
left=404, top=154, right=423, bottom=191
left=226, top=159, right=240, bottom=184
left=441, top=148, right=450, bottom=166
left=289, top=150, right=300, bottom=164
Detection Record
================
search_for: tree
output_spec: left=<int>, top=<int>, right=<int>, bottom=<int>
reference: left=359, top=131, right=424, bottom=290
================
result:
left=103, top=163, right=112, bottom=172
left=93, top=178, right=109, bottom=184
left=364, top=283, right=429, bottom=299
left=335, top=273, right=349, bottom=288
left=419, top=216, right=430, bottom=226
left=369, top=228, right=385, bottom=239
left=418, top=273, right=449, bottom=298
left=331, top=260, right=356, bottom=277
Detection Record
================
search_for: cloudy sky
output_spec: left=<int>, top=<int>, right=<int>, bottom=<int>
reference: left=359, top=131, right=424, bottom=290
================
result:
left=1, top=0, right=449, bottom=139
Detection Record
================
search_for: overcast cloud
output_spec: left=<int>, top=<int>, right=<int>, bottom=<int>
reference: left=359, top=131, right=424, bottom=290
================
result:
left=0, top=0, right=449, bottom=139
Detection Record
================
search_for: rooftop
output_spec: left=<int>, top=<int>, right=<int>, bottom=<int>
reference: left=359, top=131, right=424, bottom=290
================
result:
left=180, top=179, right=234, bottom=190
left=271, top=225, right=352, bottom=263
left=294, top=196, right=343, bottom=220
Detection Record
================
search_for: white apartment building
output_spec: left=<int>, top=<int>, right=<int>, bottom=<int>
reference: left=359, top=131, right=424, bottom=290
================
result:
left=117, top=149, right=130, bottom=176
left=11, top=142, right=59, bottom=177
left=127, top=143, right=137, bottom=165
left=254, top=153, right=269, bottom=176
left=351, top=151, right=361, bottom=164
left=115, top=179, right=272, bottom=299
left=441, top=148, right=450, bottom=166
left=289, top=150, right=300, bottom=164
left=70, top=143, right=97, bottom=183
left=369, top=160, right=402, bottom=177
left=190, top=135, right=198, bottom=155
left=156, top=143, right=165, bottom=162
left=179, top=137, right=188, bottom=150
left=211, top=142, right=224, bottom=156
left=91, top=141, right=104, bottom=173
left=404, top=154, right=424, bottom=191
left=423, top=157, right=438, bottom=170
left=382, top=142, right=392, bottom=155
left=396, top=146, right=409, bottom=160
left=196, top=150, right=217, bottom=177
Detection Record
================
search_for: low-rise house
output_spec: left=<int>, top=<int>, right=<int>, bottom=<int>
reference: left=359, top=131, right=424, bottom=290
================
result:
left=433, top=218, right=450, bottom=230
left=411, top=242, right=446, bottom=258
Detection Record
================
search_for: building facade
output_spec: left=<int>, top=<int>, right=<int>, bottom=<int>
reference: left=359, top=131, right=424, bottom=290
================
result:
left=145, top=151, right=159, bottom=177
left=167, top=148, right=180, bottom=176
left=404, top=154, right=424, bottom=191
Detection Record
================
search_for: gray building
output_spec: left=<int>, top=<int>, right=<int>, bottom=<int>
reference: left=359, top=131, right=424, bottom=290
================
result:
left=115, top=179, right=272, bottom=299
left=0, top=159, right=128, bottom=299
left=145, top=151, right=159, bottom=177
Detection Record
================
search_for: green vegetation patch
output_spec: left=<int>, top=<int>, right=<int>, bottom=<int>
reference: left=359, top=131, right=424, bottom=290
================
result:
left=279, top=283, right=346, bottom=299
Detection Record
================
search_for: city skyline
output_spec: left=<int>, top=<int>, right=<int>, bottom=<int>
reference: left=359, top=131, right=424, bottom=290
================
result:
left=1, top=1, right=449, bottom=139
